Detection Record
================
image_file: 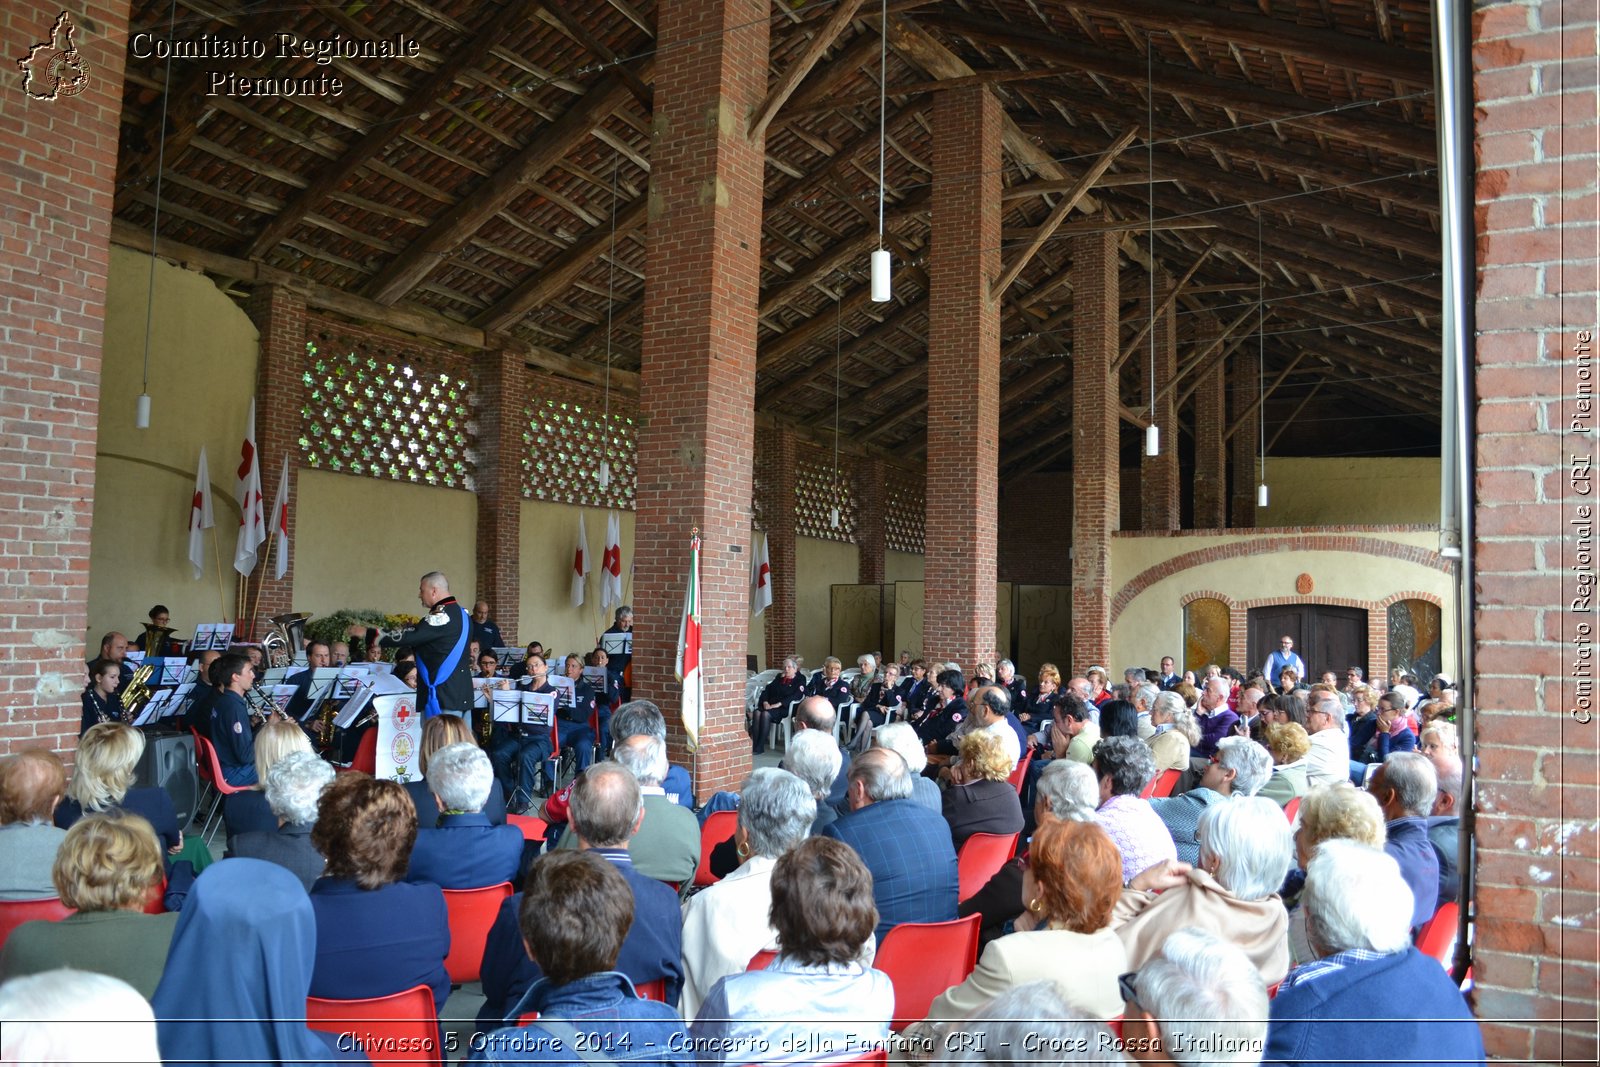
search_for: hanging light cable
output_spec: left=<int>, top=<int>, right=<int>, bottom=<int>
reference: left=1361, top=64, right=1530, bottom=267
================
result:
left=1144, top=38, right=1159, bottom=458
left=870, top=0, right=891, bottom=301
left=831, top=285, right=843, bottom=529
left=1257, top=213, right=1269, bottom=508
left=599, top=151, right=620, bottom=490
left=136, top=0, right=181, bottom=430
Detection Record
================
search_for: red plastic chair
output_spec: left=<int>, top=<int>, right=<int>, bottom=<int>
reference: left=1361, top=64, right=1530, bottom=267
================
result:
left=507, top=813, right=548, bottom=843
left=1282, top=796, right=1302, bottom=822
left=0, top=897, right=73, bottom=950
left=635, top=978, right=667, bottom=1002
left=874, top=914, right=981, bottom=1031
left=693, top=809, right=739, bottom=888
left=1415, top=901, right=1460, bottom=967
left=442, top=882, right=514, bottom=983
left=1140, top=769, right=1181, bottom=799
left=957, top=832, right=1020, bottom=903
left=192, top=728, right=249, bottom=845
left=306, top=985, right=441, bottom=1067
left=746, top=948, right=778, bottom=970
left=143, top=877, right=167, bottom=915
left=1106, top=1016, right=1124, bottom=1040
left=1006, top=748, right=1033, bottom=794
left=350, top=727, right=378, bottom=774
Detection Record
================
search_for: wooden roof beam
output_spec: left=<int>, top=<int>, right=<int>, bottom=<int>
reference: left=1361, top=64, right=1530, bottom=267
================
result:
left=364, top=69, right=637, bottom=306
left=474, top=197, right=648, bottom=332
left=749, top=0, right=868, bottom=140
left=1112, top=238, right=1217, bottom=372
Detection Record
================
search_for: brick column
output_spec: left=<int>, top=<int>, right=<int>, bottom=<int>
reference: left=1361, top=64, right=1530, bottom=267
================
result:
left=474, top=346, right=524, bottom=642
left=1139, top=270, right=1179, bottom=531
left=0, top=1, right=132, bottom=755
left=754, top=425, right=797, bottom=667
left=241, top=285, right=307, bottom=629
left=1230, top=350, right=1261, bottom=528
left=924, top=86, right=1002, bottom=666
left=1471, top=3, right=1599, bottom=1060
left=855, top=456, right=888, bottom=585
left=632, top=0, right=767, bottom=801
left=1192, top=315, right=1228, bottom=529
left=1070, top=220, right=1119, bottom=669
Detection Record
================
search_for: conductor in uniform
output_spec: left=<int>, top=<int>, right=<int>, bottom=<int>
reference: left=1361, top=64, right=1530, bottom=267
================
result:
left=384, top=571, right=474, bottom=719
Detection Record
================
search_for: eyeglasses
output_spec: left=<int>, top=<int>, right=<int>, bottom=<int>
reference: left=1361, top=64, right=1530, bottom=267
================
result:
left=1117, top=971, right=1143, bottom=1010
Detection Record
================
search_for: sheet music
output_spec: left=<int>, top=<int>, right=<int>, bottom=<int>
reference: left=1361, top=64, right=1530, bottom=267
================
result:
left=547, top=674, right=576, bottom=706
left=493, top=646, right=523, bottom=670
left=269, top=685, right=300, bottom=714
left=261, top=666, right=290, bottom=687
left=582, top=666, right=609, bottom=688
left=490, top=689, right=554, bottom=728
left=600, top=632, right=632, bottom=656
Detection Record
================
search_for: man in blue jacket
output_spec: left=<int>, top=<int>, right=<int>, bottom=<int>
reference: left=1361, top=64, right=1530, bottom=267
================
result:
left=1266, top=839, right=1483, bottom=1066
left=1369, top=751, right=1442, bottom=931
left=407, top=742, right=524, bottom=889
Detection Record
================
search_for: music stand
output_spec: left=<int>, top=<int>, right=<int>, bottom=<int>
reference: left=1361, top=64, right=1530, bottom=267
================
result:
left=600, top=632, right=632, bottom=657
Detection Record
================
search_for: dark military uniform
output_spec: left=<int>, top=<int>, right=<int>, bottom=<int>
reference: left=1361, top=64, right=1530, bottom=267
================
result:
left=391, top=595, right=474, bottom=716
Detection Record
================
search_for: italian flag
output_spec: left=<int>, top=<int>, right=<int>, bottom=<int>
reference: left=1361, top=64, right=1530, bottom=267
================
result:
left=676, top=529, right=704, bottom=750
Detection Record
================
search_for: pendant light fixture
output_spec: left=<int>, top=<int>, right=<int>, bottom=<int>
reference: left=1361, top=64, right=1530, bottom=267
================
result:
left=137, top=0, right=181, bottom=430
left=831, top=285, right=843, bottom=529
left=1256, top=213, right=1268, bottom=509
left=869, top=0, right=891, bottom=302
left=1143, top=38, right=1159, bottom=458
left=599, top=151, right=620, bottom=491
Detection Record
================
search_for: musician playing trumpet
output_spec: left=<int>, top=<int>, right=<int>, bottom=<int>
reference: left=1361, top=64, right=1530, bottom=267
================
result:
left=210, top=652, right=263, bottom=786
left=79, top=658, right=125, bottom=737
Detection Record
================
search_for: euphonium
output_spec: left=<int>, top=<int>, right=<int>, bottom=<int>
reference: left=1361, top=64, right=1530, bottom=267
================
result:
left=261, top=612, right=312, bottom=668
left=141, top=624, right=177, bottom=657
left=121, top=664, right=155, bottom=721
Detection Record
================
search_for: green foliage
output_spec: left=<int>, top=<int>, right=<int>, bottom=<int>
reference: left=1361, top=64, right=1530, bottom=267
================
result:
left=304, top=609, right=420, bottom=648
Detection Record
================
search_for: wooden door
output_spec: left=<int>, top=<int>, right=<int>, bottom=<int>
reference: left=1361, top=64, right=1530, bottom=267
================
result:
left=1248, top=605, right=1367, bottom=683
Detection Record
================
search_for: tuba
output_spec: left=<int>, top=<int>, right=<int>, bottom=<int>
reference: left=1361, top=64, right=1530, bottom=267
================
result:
left=142, top=624, right=177, bottom=657
left=120, top=664, right=155, bottom=722
left=261, top=612, right=312, bottom=668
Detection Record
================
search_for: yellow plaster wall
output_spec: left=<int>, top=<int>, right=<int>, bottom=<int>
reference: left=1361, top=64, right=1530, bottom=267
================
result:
left=796, top=537, right=859, bottom=668
left=292, top=469, right=477, bottom=620
left=1109, top=529, right=1456, bottom=676
left=515, top=501, right=637, bottom=657
left=88, top=249, right=259, bottom=642
left=1252, top=457, right=1442, bottom=526
left=886, top=550, right=924, bottom=583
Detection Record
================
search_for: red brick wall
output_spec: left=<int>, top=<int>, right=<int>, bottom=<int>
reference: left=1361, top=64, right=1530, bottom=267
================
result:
left=1229, top=351, right=1261, bottom=529
left=755, top=425, right=798, bottom=667
left=1192, top=338, right=1228, bottom=529
left=475, top=346, right=525, bottom=641
left=0, top=1, right=131, bottom=756
left=999, top=473, right=1073, bottom=585
left=632, top=0, right=767, bottom=801
left=1140, top=270, right=1179, bottom=531
left=1071, top=221, right=1120, bottom=668
left=855, top=456, right=887, bottom=585
left=242, top=286, right=308, bottom=630
left=1471, top=3, right=1599, bottom=1061
left=923, top=86, right=1002, bottom=666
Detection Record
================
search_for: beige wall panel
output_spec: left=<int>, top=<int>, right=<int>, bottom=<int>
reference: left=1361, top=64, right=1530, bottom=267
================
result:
left=515, top=501, right=638, bottom=658
left=1255, top=458, right=1441, bottom=526
left=830, top=585, right=883, bottom=664
left=895, top=582, right=924, bottom=661
left=795, top=537, right=858, bottom=669
left=89, top=250, right=259, bottom=641
left=886, top=550, right=924, bottom=583
left=1014, top=586, right=1072, bottom=679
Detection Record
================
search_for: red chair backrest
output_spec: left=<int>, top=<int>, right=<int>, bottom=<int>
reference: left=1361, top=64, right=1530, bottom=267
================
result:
left=143, top=877, right=167, bottom=915
left=0, top=897, right=74, bottom=950
left=1006, top=749, right=1032, bottom=794
left=193, top=730, right=249, bottom=796
left=1415, top=901, right=1459, bottom=966
left=634, top=978, right=667, bottom=1002
left=874, top=914, right=981, bottom=1030
left=957, top=832, right=1020, bottom=903
left=507, top=813, right=548, bottom=843
left=1282, top=796, right=1301, bottom=822
left=1142, top=768, right=1181, bottom=799
left=350, top=728, right=378, bottom=775
left=442, top=882, right=513, bottom=983
left=306, top=985, right=440, bottom=1067
left=693, top=809, right=739, bottom=888
left=746, top=948, right=778, bottom=970
left=1106, top=1016, right=1124, bottom=1040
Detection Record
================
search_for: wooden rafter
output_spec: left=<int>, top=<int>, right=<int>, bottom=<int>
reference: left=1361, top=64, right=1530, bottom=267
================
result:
left=749, top=0, right=868, bottom=141
left=1112, top=239, right=1217, bottom=372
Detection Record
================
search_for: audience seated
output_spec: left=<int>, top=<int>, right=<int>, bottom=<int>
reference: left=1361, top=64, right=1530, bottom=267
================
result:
left=1429, top=753, right=1464, bottom=906
left=1267, top=840, right=1485, bottom=1066
left=824, top=747, right=959, bottom=944
left=1367, top=752, right=1441, bottom=931
left=1192, top=678, right=1239, bottom=759
left=909, top=819, right=1126, bottom=1056
left=1151, top=737, right=1273, bottom=865
left=1302, top=696, right=1350, bottom=788
left=1420, top=720, right=1459, bottom=763
left=873, top=721, right=940, bottom=812
left=479, top=762, right=683, bottom=1033
left=1284, top=783, right=1387, bottom=964
left=751, top=657, right=806, bottom=756
left=151, top=858, right=364, bottom=1065
left=1091, top=736, right=1178, bottom=885
left=1119, top=926, right=1268, bottom=1067
left=557, top=734, right=699, bottom=885
left=0, top=969, right=161, bottom=1065
left=930, top=982, right=1124, bottom=1065
left=540, top=700, right=694, bottom=845
left=1, top=811, right=177, bottom=998
left=691, top=837, right=892, bottom=1064
left=1146, top=691, right=1199, bottom=773
left=223, top=717, right=313, bottom=846
left=467, top=851, right=691, bottom=1065
left=53, top=723, right=181, bottom=852
left=405, top=714, right=509, bottom=827
left=406, top=742, right=524, bottom=889
left=1258, top=722, right=1312, bottom=807
left=1048, top=691, right=1100, bottom=764
left=307, top=773, right=451, bottom=1016
left=0, top=749, right=68, bottom=900
left=785, top=727, right=845, bottom=837
left=942, top=730, right=1025, bottom=851
left=680, top=767, right=815, bottom=1020
left=1114, top=797, right=1293, bottom=985
left=226, top=751, right=333, bottom=890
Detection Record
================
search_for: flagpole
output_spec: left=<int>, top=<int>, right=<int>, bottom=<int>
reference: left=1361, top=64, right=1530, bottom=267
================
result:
left=210, top=527, right=229, bottom=622
left=245, top=529, right=274, bottom=640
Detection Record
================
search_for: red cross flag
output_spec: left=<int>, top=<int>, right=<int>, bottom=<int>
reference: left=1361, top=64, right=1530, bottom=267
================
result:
left=187, top=446, right=214, bottom=579
left=233, top=398, right=266, bottom=576
left=601, top=511, right=623, bottom=609
left=750, top=530, right=772, bottom=617
left=572, top=512, right=590, bottom=608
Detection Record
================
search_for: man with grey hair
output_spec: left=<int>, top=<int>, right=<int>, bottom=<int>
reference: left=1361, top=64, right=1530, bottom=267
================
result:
left=384, top=570, right=473, bottom=718
left=934, top=981, right=1125, bottom=1065
left=1151, top=736, right=1274, bottom=865
left=824, top=747, right=958, bottom=942
left=782, top=728, right=844, bottom=835
left=872, top=721, right=941, bottom=812
left=1367, top=751, right=1440, bottom=931
left=477, top=761, right=685, bottom=1028
left=1302, top=694, right=1351, bottom=788
left=1267, top=841, right=1485, bottom=1065
left=1193, top=676, right=1239, bottom=759
left=1121, top=927, right=1267, bottom=1067
left=1426, top=752, right=1464, bottom=906
left=226, top=750, right=332, bottom=890
left=407, top=741, right=523, bottom=889
left=1131, top=681, right=1161, bottom=740
left=573, top=733, right=698, bottom=884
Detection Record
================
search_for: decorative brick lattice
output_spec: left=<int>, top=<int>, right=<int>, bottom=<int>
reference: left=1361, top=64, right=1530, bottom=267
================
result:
left=885, top=467, right=926, bottom=554
left=795, top=450, right=856, bottom=542
left=299, top=338, right=476, bottom=488
left=522, top=394, right=637, bottom=509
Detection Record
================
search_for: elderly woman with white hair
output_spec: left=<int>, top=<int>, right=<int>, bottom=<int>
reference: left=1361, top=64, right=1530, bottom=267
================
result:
left=1267, top=841, right=1486, bottom=1065
left=873, top=720, right=940, bottom=812
left=1113, top=796, right=1294, bottom=985
left=679, top=767, right=817, bottom=1020
left=1150, top=736, right=1274, bottom=865
left=226, top=751, right=334, bottom=891
left=1120, top=927, right=1268, bottom=1067
left=1146, top=690, right=1199, bottom=773
left=405, top=741, right=524, bottom=890
left=0, top=969, right=161, bottom=1066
